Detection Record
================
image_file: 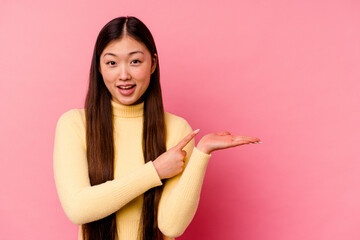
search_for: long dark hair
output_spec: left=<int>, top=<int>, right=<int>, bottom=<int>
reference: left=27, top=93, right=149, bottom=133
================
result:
left=83, top=16, right=166, bottom=240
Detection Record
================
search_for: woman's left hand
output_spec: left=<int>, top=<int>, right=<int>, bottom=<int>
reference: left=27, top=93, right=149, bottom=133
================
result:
left=196, top=131, right=261, bottom=154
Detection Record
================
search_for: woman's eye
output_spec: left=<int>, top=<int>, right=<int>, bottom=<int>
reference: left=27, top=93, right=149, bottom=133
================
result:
left=107, top=61, right=116, bottom=66
left=131, top=60, right=141, bottom=64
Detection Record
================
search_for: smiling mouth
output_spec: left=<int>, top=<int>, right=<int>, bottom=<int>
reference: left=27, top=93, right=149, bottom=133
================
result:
left=117, top=85, right=136, bottom=90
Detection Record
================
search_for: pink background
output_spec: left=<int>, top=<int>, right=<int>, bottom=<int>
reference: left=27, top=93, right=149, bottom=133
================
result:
left=1, top=0, right=359, bottom=239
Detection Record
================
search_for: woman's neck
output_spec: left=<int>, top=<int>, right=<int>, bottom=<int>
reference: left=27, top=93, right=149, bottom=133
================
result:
left=111, top=100, right=144, bottom=118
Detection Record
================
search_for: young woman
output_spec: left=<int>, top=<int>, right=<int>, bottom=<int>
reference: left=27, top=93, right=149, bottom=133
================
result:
left=53, top=16, right=261, bottom=240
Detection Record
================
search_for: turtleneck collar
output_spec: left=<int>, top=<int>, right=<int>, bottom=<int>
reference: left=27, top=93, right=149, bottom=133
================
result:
left=111, top=100, right=144, bottom=118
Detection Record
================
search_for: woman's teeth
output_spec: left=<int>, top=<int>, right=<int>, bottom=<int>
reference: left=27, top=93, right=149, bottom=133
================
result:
left=118, top=85, right=135, bottom=89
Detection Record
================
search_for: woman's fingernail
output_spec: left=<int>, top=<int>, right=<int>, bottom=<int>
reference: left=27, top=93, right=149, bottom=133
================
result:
left=194, top=129, right=200, bottom=134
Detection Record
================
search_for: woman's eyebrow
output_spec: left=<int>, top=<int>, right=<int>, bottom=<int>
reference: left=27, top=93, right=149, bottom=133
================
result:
left=103, top=51, right=144, bottom=57
left=129, top=51, right=144, bottom=55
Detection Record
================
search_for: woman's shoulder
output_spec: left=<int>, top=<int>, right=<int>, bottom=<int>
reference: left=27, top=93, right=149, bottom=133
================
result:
left=164, top=112, right=193, bottom=146
left=164, top=112, right=195, bottom=149
left=164, top=111, right=190, bottom=129
left=56, top=108, right=86, bottom=129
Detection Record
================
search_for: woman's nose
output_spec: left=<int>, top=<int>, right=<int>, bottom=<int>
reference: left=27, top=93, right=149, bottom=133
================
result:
left=118, top=64, right=131, bottom=80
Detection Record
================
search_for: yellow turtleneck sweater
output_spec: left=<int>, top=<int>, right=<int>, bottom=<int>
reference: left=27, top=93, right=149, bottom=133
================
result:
left=53, top=100, right=211, bottom=240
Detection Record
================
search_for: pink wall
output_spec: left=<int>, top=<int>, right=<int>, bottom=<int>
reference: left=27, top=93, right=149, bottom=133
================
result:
left=1, top=0, right=359, bottom=239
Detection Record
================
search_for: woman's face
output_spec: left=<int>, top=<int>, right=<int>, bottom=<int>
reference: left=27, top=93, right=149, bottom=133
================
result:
left=99, top=35, right=157, bottom=105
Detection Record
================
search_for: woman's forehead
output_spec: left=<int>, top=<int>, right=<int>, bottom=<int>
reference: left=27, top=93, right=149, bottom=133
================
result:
left=102, top=36, right=149, bottom=57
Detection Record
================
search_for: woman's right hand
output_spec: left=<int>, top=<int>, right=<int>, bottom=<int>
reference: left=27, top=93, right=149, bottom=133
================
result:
left=153, top=129, right=199, bottom=180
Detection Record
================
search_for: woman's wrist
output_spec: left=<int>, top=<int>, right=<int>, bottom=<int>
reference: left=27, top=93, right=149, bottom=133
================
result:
left=152, top=160, right=163, bottom=180
left=196, top=143, right=211, bottom=155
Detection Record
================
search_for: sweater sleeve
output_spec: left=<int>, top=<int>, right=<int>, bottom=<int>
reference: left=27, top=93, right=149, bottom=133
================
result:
left=158, top=119, right=211, bottom=237
left=53, top=110, right=163, bottom=225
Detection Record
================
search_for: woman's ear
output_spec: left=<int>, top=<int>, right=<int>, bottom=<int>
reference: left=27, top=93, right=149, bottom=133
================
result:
left=151, top=53, right=158, bottom=74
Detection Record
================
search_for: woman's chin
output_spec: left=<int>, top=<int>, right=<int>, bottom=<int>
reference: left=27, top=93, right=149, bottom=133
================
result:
left=113, top=97, right=142, bottom=106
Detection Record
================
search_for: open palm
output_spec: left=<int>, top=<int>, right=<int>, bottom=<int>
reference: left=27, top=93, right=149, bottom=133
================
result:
left=197, top=131, right=261, bottom=154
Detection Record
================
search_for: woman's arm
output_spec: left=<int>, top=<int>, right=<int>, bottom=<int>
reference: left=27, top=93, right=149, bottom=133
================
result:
left=53, top=110, right=163, bottom=225
left=156, top=119, right=261, bottom=237
left=157, top=120, right=211, bottom=237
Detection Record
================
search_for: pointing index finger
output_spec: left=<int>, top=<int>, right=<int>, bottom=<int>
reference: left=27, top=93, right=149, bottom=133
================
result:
left=174, top=129, right=200, bottom=150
